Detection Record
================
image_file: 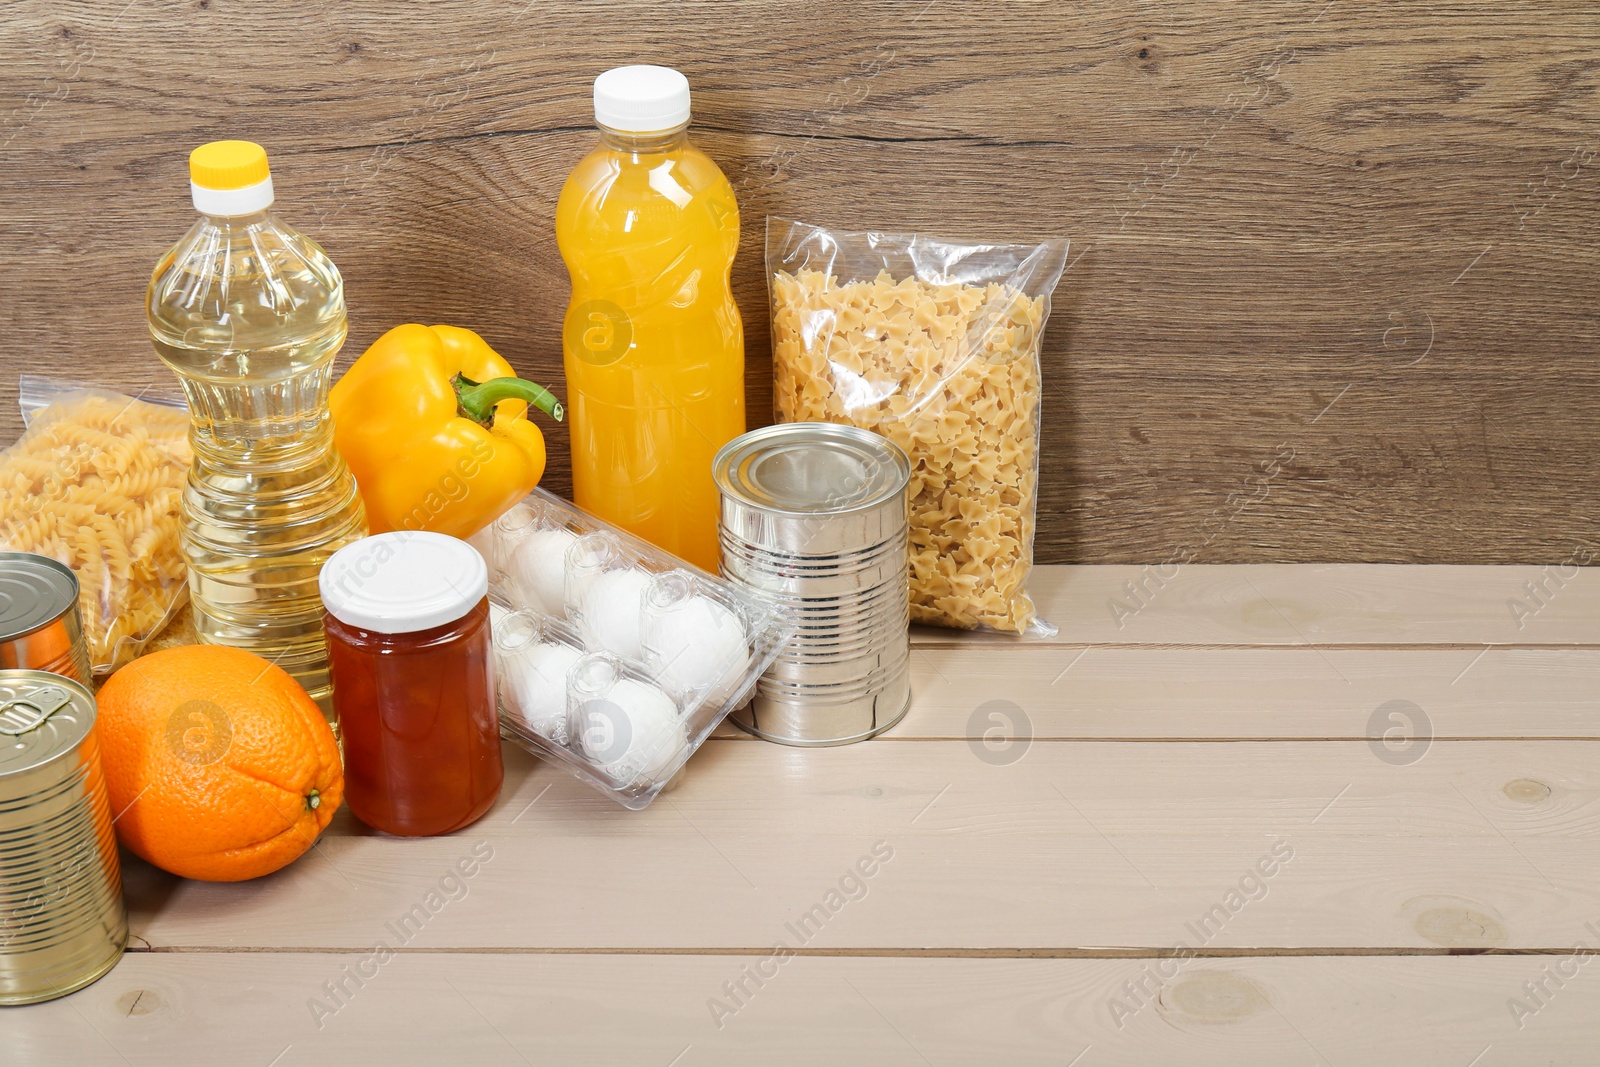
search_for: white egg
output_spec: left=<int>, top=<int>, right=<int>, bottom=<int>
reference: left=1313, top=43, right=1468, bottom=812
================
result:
left=500, top=641, right=583, bottom=741
left=646, top=594, right=749, bottom=697
left=579, top=567, right=653, bottom=660
left=576, top=677, right=686, bottom=785
left=507, top=527, right=577, bottom=617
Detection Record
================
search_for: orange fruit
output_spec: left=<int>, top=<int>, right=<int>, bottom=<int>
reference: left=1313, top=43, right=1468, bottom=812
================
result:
left=95, top=644, right=344, bottom=882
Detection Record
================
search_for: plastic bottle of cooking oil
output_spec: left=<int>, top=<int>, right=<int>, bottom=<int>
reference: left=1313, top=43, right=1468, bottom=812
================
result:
left=556, top=65, right=745, bottom=572
left=147, top=140, right=366, bottom=715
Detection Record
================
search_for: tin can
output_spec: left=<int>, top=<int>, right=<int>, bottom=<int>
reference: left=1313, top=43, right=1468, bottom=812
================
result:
left=714, top=423, right=911, bottom=746
left=0, top=552, right=92, bottom=685
left=0, top=670, right=126, bottom=1004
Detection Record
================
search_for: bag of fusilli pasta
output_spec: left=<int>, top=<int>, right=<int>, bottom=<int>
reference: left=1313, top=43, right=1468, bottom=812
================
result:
left=2, top=377, right=191, bottom=675
left=767, top=219, right=1068, bottom=635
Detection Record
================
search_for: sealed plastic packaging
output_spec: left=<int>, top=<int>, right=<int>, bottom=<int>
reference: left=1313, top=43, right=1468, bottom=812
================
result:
left=0, top=377, right=190, bottom=674
left=475, top=488, right=791, bottom=809
left=766, top=219, right=1068, bottom=635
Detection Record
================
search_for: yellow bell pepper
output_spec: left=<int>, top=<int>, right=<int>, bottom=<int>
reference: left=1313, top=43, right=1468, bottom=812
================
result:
left=329, top=324, right=564, bottom=539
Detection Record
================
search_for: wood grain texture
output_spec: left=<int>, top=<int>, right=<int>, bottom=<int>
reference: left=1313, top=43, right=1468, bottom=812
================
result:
left=122, top=740, right=1600, bottom=952
left=891, top=645, right=1600, bottom=740
left=14, top=953, right=1598, bottom=1066
left=149, top=562, right=1600, bottom=650
left=962, top=563, right=1600, bottom=648
left=2, top=2, right=1597, bottom=563
left=9, top=564, right=1600, bottom=1060
left=156, top=563, right=1600, bottom=742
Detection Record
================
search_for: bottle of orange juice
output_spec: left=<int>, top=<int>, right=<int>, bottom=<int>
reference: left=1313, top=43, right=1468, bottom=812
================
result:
left=556, top=65, right=745, bottom=572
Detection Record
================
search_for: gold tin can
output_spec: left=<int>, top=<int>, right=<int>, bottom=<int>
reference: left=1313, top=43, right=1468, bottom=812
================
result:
left=0, top=552, right=92, bottom=685
left=0, top=670, right=126, bottom=1005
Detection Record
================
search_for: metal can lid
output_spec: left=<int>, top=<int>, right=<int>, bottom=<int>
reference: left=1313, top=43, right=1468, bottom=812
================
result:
left=714, top=423, right=910, bottom=517
left=0, top=669, right=96, bottom=779
left=0, top=552, right=79, bottom=644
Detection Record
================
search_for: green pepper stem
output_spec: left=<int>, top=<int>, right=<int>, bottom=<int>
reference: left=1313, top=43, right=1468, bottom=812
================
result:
left=453, top=374, right=565, bottom=426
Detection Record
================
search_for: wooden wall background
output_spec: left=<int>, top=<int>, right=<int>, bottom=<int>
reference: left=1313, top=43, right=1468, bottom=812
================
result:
left=2, top=1, right=1596, bottom=564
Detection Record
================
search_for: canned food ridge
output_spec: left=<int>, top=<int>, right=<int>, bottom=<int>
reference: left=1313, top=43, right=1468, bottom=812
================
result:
left=0, top=669, right=125, bottom=1005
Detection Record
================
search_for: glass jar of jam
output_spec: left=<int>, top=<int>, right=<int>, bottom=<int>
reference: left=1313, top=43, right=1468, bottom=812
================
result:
left=320, top=532, right=503, bottom=836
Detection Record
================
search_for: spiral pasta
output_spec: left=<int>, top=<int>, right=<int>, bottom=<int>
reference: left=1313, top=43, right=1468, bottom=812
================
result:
left=0, top=392, right=191, bottom=672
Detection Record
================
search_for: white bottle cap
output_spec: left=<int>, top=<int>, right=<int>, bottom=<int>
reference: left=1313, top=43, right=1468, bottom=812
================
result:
left=593, top=65, right=691, bottom=132
left=191, top=178, right=274, bottom=217
left=320, top=532, right=489, bottom=634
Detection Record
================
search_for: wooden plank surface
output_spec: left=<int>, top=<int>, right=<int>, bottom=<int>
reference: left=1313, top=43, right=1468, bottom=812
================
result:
left=940, top=564, right=1600, bottom=648
left=3, top=2, right=1597, bottom=563
left=111, top=566, right=1600, bottom=956
left=6, top=563, right=1600, bottom=1061
left=121, top=739, right=1600, bottom=952
left=893, top=646, right=1600, bottom=740
left=14, top=953, right=1599, bottom=1067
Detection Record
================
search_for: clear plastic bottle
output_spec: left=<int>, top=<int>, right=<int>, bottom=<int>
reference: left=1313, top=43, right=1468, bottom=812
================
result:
left=147, top=141, right=366, bottom=714
left=556, top=65, right=745, bottom=573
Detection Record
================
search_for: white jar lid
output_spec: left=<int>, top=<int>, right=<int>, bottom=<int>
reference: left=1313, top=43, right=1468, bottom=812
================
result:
left=593, top=65, right=691, bottom=132
left=320, top=532, right=488, bottom=634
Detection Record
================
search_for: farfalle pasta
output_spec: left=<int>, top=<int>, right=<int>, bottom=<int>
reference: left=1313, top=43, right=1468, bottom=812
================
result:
left=0, top=383, right=191, bottom=672
left=767, top=221, right=1068, bottom=634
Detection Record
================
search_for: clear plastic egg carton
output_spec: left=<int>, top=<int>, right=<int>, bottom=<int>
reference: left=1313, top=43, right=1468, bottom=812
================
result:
left=472, top=488, right=792, bottom=809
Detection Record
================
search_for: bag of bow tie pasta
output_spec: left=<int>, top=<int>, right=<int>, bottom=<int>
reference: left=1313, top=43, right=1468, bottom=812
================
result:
left=767, top=219, right=1068, bottom=635
left=1, top=377, right=191, bottom=674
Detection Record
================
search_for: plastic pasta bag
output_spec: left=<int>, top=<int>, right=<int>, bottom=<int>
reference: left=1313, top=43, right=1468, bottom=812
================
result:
left=0, top=376, right=191, bottom=674
left=767, top=219, right=1068, bottom=634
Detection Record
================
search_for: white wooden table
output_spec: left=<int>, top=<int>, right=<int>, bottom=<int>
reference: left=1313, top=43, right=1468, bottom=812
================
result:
left=11, top=565, right=1600, bottom=1065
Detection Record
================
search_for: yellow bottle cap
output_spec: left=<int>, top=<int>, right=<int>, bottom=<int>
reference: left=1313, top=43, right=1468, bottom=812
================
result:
left=189, top=140, right=271, bottom=191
